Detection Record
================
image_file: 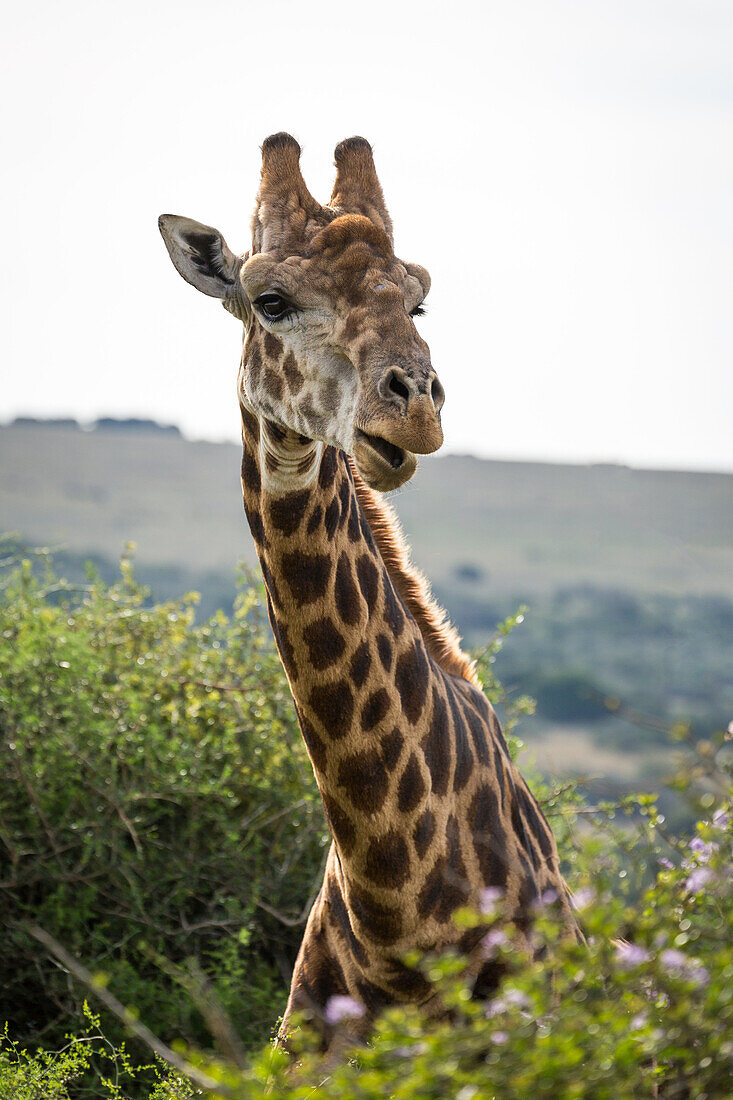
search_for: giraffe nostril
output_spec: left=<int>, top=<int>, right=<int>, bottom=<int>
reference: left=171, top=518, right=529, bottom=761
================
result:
left=379, top=367, right=412, bottom=410
left=387, top=370, right=410, bottom=403
left=431, top=375, right=445, bottom=413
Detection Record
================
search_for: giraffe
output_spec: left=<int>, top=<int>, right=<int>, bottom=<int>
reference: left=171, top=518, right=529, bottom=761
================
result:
left=159, top=133, right=579, bottom=1048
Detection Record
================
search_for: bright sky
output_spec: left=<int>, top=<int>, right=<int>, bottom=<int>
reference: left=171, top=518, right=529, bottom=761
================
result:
left=2, top=0, right=732, bottom=471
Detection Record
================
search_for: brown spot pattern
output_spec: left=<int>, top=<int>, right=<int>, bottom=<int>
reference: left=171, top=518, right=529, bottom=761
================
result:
left=350, top=641, right=371, bottom=688
left=469, top=784, right=509, bottom=889
left=361, top=687, right=390, bottom=731
left=309, top=679, right=352, bottom=733
left=241, top=450, right=261, bottom=496
left=462, top=699, right=491, bottom=767
left=268, top=490, right=311, bottom=536
left=324, top=497, right=340, bottom=540
left=365, top=829, right=410, bottom=888
left=281, top=552, right=331, bottom=606
left=326, top=878, right=369, bottom=967
left=349, top=883, right=402, bottom=944
left=298, top=713, right=327, bottom=771
left=376, top=633, right=393, bottom=671
left=302, top=617, right=346, bottom=669
left=318, top=447, right=337, bottom=488
left=307, top=504, right=323, bottom=534
left=335, top=551, right=361, bottom=626
left=243, top=501, right=266, bottom=548
left=447, top=689, right=474, bottom=792
left=270, top=611, right=298, bottom=681
left=413, top=807, right=436, bottom=859
left=397, top=752, right=426, bottom=814
left=323, top=794, right=356, bottom=856
left=380, top=727, right=404, bottom=770
left=347, top=494, right=362, bottom=541
left=422, top=687, right=450, bottom=796
left=282, top=350, right=304, bottom=392
left=337, top=748, right=389, bottom=814
left=395, top=641, right=429, bottom=724
left=264, top=366, right=284, bottom=401
left=382, top=575, right=405, bottom=637
left=356, top=554, right=379, bottom=614
left=263, top=331, right=283, bottom=358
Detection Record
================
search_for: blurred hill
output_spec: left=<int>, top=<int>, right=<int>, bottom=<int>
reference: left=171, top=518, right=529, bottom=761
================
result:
left=2, top=419, right=731, bottom=793
left=2, top=420, right=732, bottom=598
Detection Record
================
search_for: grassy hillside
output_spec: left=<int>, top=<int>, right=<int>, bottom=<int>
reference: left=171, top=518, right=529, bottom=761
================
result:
left=2, top=421, right=732, bottom=599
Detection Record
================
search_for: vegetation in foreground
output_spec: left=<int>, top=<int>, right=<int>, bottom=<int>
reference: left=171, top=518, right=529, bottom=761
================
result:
left=0, top=545, right=731, bottom=1097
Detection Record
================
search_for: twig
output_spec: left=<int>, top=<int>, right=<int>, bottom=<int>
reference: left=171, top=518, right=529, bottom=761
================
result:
left=256, top=849, right=329, bottom=927
left=36, top=582, right=94, bottom=598
left=6, top=742, right=62, bottom=858
left=256, top=797, right=310, bottom=832
left=598, top=693, right=673, bottom=736
left=255, top=898, right=310, bottom=928
left=64, top=744, right=143, bottom=856
left=0, top=821, right=20, bottom=866
left=0, top=869, right=106, bottom=891
left=25, top=924, right=234, bottom=1097
left=177, top=678, right=247, bottom=693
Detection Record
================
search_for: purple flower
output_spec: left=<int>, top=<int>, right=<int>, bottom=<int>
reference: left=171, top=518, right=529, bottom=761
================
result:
left=689, top=964, right=710, bottom=986
left=482, top=928, right=509, bottom=956
left=532, top=888, right=558, bottom=911
left=660, top=949, right=709, bottom=986
left=660, top=948, right=687, bottom=970
left=485, top=997, right=506, bottom=1018
left=571, top=887, right=595, bottom=911
left=615, top=942, right=651, bottom=969
left=479, top=887, right=504, bottom=914
left=324, top=995, right=365, bottom=1025
left=491, top=1031, right=509, bottom=1044
left=394, top=1042, right=427, bottom=1058
left=685, top=867, right=713, bottom=894
left=503, top=988, right=530, bottom=1010
left=689, top=837, right=713, bottom=863
left=713, top=808, right=731, bottom=829
left=658, top=857, right=674, bottom=870
left=630, top=1011, right=648, bottom=1031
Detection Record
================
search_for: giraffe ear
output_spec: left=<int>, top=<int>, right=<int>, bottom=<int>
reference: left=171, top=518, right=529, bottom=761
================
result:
left=158, top=215, right=243, bottom=300
left=405, top=262, right=431, bottom=298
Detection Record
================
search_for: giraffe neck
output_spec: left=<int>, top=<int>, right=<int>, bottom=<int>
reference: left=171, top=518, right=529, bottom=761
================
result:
left=239, top=403, right=578, bottom=955
left=240, top=405, right=435, bottom=884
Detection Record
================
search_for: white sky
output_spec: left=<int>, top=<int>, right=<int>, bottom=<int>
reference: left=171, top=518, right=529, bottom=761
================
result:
left=2, top=0, right=732, bottom=471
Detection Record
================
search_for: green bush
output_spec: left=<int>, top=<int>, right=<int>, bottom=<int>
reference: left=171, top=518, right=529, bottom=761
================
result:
left=0, top=548, right=327, bottom=1071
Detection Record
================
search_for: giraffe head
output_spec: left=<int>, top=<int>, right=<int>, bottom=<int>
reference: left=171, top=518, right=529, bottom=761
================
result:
left=159, top=134, right=444, bottom=491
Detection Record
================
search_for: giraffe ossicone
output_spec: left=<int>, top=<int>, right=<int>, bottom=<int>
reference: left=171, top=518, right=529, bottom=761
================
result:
left=159, top=133, right=579, bottom=1050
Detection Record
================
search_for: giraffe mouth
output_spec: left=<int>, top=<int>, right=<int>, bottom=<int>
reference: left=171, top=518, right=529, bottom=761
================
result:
left=360, top=431, right=405, bottom=469
left=353, top=430, right=418, bottom=491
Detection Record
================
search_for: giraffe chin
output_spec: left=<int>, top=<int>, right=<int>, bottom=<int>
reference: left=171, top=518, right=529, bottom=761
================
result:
left=352, top=431, right=418, bottom=492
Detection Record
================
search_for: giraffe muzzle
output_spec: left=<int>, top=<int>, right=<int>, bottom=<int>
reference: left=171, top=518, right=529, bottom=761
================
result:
left=352, top=430, right=418, bottom=492
left=352, top=374, right=445, bottom=490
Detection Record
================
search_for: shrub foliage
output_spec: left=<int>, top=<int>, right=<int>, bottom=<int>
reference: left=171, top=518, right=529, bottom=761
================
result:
left=1, top=546, right=731, bottom=1098
left=0, top=549, right=327, bottom=1058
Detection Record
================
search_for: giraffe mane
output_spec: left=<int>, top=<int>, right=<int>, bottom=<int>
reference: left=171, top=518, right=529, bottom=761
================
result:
left=351, top=460, right=479, bottom=686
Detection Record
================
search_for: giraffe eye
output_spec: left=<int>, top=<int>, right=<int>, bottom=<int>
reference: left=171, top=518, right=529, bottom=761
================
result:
left=254, top=292, right=294, bottom=322
left=410, top=303, right=426, bottom=317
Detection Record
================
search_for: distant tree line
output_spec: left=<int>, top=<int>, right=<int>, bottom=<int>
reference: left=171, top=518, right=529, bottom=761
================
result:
left=8, top=416, right=181, bottom=435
